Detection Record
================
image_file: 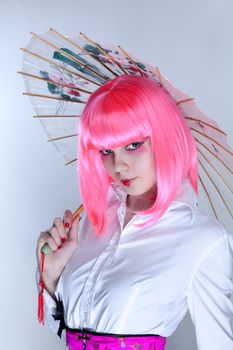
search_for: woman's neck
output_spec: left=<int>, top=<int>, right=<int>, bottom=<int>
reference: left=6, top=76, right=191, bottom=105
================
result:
left=126, top=186, right=157, bottom=212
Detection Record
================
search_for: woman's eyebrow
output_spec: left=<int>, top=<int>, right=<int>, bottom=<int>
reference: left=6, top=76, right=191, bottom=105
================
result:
left=100, top=137, right=148, bottom=150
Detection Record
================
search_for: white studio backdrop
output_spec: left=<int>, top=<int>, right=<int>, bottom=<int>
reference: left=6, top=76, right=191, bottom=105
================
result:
left=1, top=0, right=232, bottom=349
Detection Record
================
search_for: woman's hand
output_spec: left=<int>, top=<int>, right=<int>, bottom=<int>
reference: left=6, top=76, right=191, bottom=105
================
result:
left=36, top=209, right=80, bottom=298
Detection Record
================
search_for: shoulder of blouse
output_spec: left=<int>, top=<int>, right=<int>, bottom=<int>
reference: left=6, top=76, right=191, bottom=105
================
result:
left=186, top=227, right=233, bottom=295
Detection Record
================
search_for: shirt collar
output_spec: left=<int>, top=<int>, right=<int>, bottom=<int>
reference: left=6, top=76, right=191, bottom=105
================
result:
left=110, top=177, right=198, bottom=222
left=168, top=177, right=198, bottom=222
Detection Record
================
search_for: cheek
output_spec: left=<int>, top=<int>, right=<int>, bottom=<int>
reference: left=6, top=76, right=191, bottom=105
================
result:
left=133, top=146, right=147, bottom=154
left=101, top=157, right=114, bottom=176
left=129, top=146, right=150, bottom=163
left=133, top=147, right=155, bottom=164
left=135, top=152, right=156, bottom=176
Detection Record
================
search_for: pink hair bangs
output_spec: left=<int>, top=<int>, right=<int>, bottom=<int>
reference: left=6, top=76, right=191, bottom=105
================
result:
left=78, top=75, right=198, bottom=235
left=80, top=78, right=153, bottom=151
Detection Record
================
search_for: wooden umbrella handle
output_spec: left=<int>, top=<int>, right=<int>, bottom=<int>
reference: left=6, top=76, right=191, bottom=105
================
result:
left=71, top=204, right=84, bottom=220
left=41, top=204, right=84, bottom=255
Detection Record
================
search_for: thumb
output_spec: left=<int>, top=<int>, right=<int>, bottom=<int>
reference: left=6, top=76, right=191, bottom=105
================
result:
left=68, top=215, right=81, bottom=242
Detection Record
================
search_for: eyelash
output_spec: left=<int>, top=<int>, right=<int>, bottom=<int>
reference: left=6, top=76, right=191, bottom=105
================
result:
left=100, top=141, right=144, bottom=156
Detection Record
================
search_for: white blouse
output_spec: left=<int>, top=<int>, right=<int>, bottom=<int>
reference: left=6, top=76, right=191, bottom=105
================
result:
left=36, top=177, right=233, bottom=350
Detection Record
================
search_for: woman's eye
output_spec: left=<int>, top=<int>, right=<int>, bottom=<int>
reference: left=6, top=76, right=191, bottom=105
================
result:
left=126, top=141, right=144, bottom=151
left=100, top=149, right=112, bottom=156
left=100, top=141, right=144, bottom=156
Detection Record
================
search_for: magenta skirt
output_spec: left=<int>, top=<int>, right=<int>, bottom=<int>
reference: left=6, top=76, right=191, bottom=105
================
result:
left=66, top=328, right=166, bottom=350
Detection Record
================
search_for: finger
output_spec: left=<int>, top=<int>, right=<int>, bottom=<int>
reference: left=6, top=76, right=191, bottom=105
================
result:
left=36, top=231, right=56, bottom=269
left=68, top=215, right=81, bottom=242
left=63, top=209, right=73, bottom=235
left=37, top=231, right=51, bottom=251
left=38, top=231, right=58, bottom=252
left=48, top=227, right=62, bottom=247
left=36, top=233, right=47, bottom=267
left=53, top=217, right=66, bottom=238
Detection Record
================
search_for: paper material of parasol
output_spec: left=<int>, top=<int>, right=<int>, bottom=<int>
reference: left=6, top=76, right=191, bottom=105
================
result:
left=18, top=28, right=233, bottom=237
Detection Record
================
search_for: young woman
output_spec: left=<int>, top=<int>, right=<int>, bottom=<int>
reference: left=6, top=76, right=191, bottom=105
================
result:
left=36, top=75, right=233, bottom=350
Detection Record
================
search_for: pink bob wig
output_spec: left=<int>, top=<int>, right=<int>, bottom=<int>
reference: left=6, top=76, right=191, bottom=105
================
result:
left=78, top=75, right=198, bottom=235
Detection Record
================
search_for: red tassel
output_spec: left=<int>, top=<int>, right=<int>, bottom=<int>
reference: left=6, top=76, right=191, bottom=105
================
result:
left=38, top=251, right=45, bottom=324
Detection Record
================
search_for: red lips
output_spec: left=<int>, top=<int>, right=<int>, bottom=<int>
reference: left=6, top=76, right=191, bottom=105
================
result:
left=121, top=179, right=131, bottom=186
left=121, top=178, right=136, bottom=187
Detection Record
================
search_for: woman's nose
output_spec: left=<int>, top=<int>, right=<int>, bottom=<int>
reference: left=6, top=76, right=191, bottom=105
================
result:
left=113, top=153, right=129, bottom=172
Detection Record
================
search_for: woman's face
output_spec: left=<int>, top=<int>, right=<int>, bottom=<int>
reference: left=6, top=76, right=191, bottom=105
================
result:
left=100, top=137, right=157, bottom=198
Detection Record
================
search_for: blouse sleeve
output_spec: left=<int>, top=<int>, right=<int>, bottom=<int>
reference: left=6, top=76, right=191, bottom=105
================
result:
left=187, top=232, right=233, bottom=350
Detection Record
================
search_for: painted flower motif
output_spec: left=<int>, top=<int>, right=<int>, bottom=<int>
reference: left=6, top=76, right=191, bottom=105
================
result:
left=93, top=343, right=99, bottom=350
left=211, top=143, right=219, bottom=153
left=98, top=54, right=113, bottom=65
left=39, top=70, right=83, bottom=101
left=130, top=343, right=143, bottom=350
left=148, top=343, right=156, bottom=350
left=126, top=65, right=141, bottom=73
left=52, top=47, right=108, bottom=84
left=104, top=346, right=112, bottom=350
left=198, top=121, right=205, bottom=130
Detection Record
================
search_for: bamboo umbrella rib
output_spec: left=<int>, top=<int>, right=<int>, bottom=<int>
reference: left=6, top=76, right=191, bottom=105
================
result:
left=198, top=174, right=218, bottom=219
left=185, top=116, right=227, bottom=136
left=30, top=32, right=109, bottom=82
left=155, top=67, right=163, bottom=87
left=197, top=146, right=233, bottom=194
left=20, top=47, right=101, bottom=86
left=23, top=92, right=85, bottom=103
left=65, top=158, right=77, bottom=166
left=198, top=159, right=233, bottom=218
left=194, top=137, right=233, bottom=174
left=50, top=28, right=119, bottom=78
left=176, top=98, right=195, bottom=106
left=150, top=67, right=161, bottom=85
left=79, top=31, right=129, bottom=76
left=47, top=133, right=78, bottom=142
left=33, top=115, right=80, bottom=118
left=117, top=45, right=146, bottom=77
left=191, top=127, right=233, bottom=155
left=18, top=71, right=92, bottom=95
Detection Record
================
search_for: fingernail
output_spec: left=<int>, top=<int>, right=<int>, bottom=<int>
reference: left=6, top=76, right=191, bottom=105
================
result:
left=61, top=237, right=66, bottom=243
left=58, top=244, right=62, bottom=249
left=65, top=223, right=70, bottom=228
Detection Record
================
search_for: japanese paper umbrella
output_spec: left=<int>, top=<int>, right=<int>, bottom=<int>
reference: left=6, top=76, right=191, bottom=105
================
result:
left=18, top=28, right=233, bottom=235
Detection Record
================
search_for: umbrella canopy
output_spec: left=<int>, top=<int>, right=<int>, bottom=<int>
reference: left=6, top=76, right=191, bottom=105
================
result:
left=19, top=28, right=233, bottom=233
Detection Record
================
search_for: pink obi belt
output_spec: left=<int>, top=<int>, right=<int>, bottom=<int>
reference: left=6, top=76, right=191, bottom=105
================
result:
left=53, top=298, right=166, bottom=350
left=66, top=328, right=167, bottom=350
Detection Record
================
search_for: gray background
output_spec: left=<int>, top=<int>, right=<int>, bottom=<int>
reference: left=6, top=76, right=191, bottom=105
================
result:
left=1, top=0, right=232, bottom=349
